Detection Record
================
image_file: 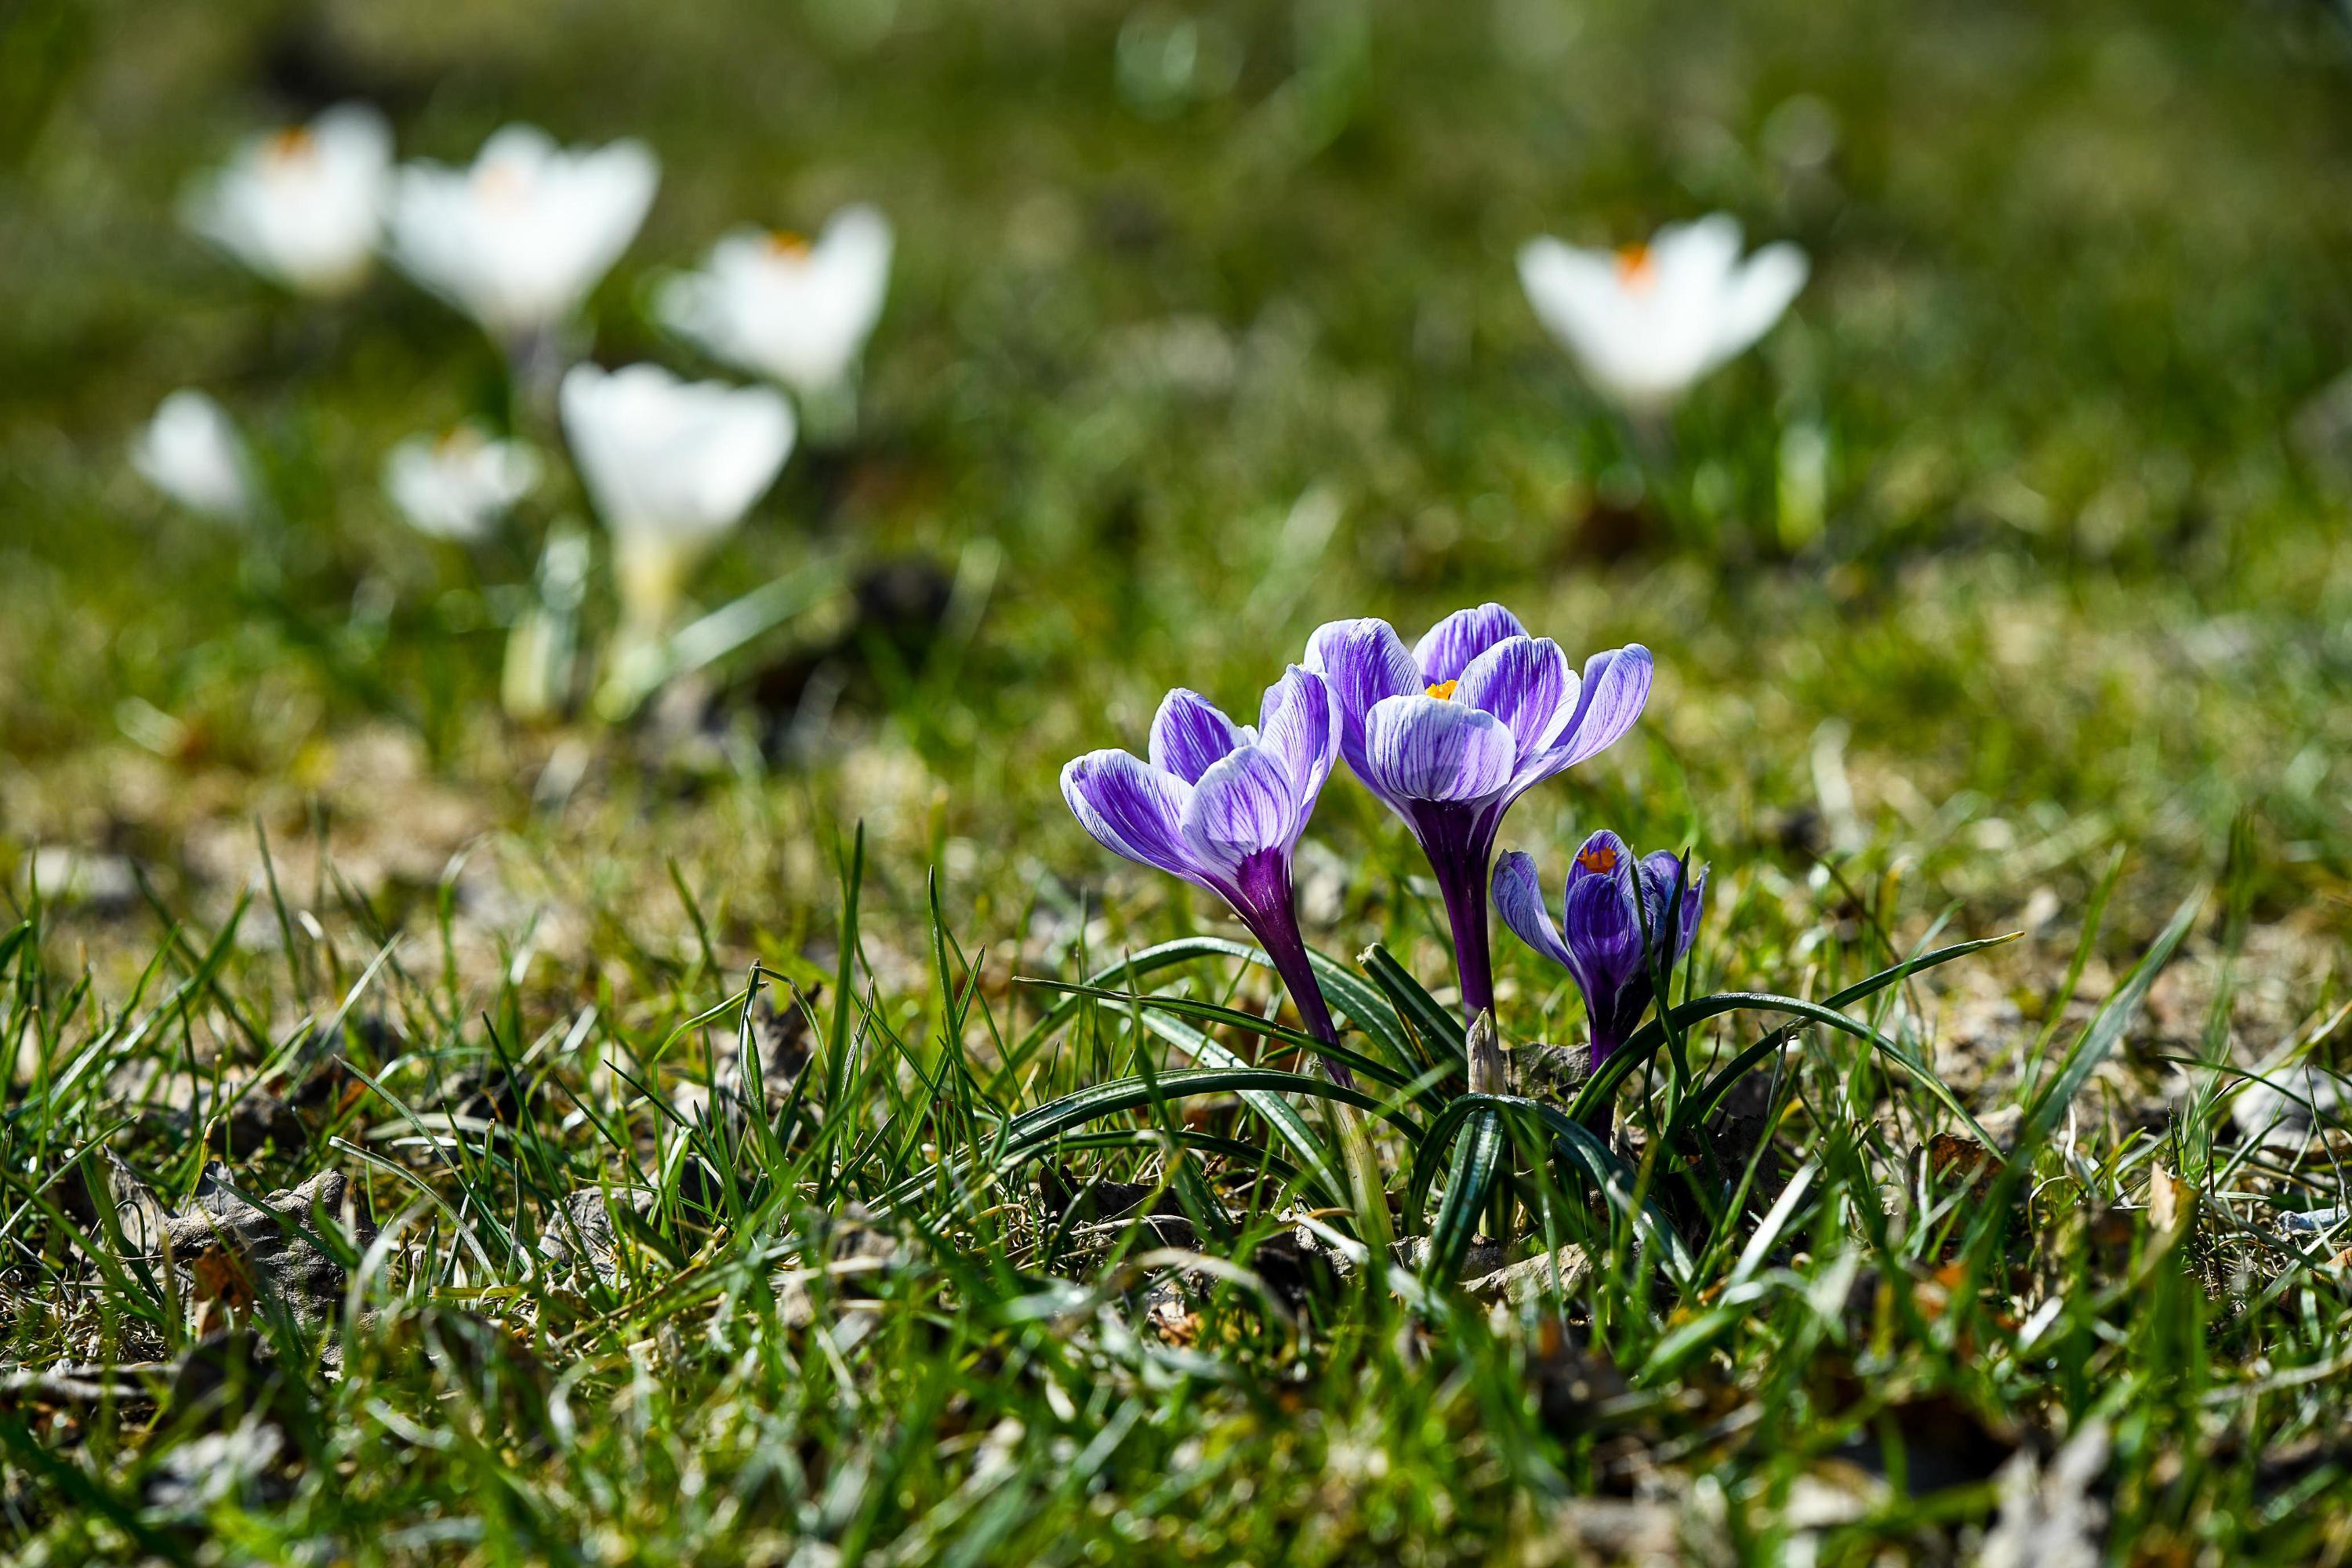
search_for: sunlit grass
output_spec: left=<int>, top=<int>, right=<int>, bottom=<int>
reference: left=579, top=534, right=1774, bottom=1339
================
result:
left=3, top=0, right=2352, bottom=1560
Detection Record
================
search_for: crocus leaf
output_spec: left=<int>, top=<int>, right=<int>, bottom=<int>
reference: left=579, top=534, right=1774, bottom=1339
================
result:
left=1301, top=952, right=1422, bottom=1082
left=1406, top=1094, right=1695, bottom=1283
left=1573, top=933, right=2017, bottom=1135
left=2018, top=887, right=2203, bottom=1148
left=1119, top=1009, right=1352, bottom=1208
left=1568, top=989, right=1990, bottom=1145
left=1018, top=937, right=1421, bottom=1081
left=1519, top=1100, right=1698, bottom=1283
left=878, top=1067, right=1414, bottom=1221
left=1357, top=943, right=1467, bottom=1069
left=1422, top=1105, right=1505, bottom=1286
left=1030, top=1127, right=1308, bottom=1192
left=1022, top=978, right=1410, bottom=1091
left=1673, top=933, right=2017, bottom=1132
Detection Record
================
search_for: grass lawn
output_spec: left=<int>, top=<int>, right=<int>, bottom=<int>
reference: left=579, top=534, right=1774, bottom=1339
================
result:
left=5, top=0, right=2352, bottom=1560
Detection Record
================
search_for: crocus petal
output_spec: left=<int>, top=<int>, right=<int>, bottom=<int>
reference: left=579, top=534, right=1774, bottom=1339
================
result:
left=561, top=363, right=793, bottom=544
left=1562, top=865, right=1645, bottom=1000
left=1518, top=238, right=1616, bottom=350
left=1537, top=644, right=1653, bottom=770
left=1715, top=242, right=1808, bottom=361
left=1303, top=618, right=1419, bottom=782
left=134, top=390, right=254, bottom=520
left=1635, top=854, right=1708, bottom=964
left=1061, top=750, right=1202, bottom=886
left=1147, top=690, right=1248, bottom=784
left=1363, top=696, right=1515, bottom=804
left=1680, top=869, right=1709, bottom=962
left=1492, top=851, right=1575, bottom=971
left=1178, top=746, right=1297, bottom=886
left=1411, top=603, right=1527, bottom=685
left=1256, top=666, right=1338, bottom=818
left=1454, top=636, right=1575, bottom=757
left=1653, top=213, right=1745, bottom=292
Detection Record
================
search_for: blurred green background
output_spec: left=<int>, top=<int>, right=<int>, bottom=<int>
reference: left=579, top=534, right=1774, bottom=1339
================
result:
left=3, top=0, right=2350, bottom=982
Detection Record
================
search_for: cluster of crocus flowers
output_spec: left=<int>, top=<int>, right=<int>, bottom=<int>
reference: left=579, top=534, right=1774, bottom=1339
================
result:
left=1062, top=604, right=1707, bottom=1228
left=1518, top=214, right=1807, bottom=412
left=1065, top=604, right=1655, bottom=1040
left=162, top=109, right=898, bottom=654
left=558, top=363, right=796, bottom=635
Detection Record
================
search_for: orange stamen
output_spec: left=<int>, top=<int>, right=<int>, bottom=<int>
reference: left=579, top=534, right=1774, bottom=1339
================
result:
left=265, top=127, right=318, bottom=162
left=1613, top=244, right=1656, bottom=290
left=1577, top=843, right=1620, bottom=874
left=1425, top=680, right=1459, bottom=701
left=765, top=230, right=812, bottom=259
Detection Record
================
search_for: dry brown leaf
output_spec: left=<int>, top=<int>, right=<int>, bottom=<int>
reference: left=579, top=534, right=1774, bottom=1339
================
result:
left=2148, top=1164, right=2194, bottom=1240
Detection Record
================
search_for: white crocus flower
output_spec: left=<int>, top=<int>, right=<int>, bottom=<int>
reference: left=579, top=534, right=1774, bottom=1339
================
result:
left=657, top=205, right=893, bottom=401
left=132, top=390, right=256, bottom=521
left=383, top=426, right=541, bottom=542
left=387, top=125, right=659, bottom=344
left=559, top=363, right=794, bottom=630
left=1518, top=215, right=1808, bottom=412
left=180, top=103, right=392, bottom=296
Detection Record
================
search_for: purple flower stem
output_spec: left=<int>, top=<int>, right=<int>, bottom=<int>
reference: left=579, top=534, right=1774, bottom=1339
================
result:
left=1402, top=802, right=1497, bottom=1025
left=1435, top=855, right=1496, bottom=1022
left=1248, top=909, right=1356, bottom=1092
left=1584, top=1033, right=1625, bottom=1145
left=1234, top=855, right=1354, bottom=1090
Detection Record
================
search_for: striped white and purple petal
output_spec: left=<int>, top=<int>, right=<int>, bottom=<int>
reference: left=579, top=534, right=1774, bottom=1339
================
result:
left=1149, top=688, right=1253, bottom=784
left=1308, top=605, right=1650, bottom=819
left=1363, top=695, right=1515, bottom=804
left=1256, top=663, right=1340, bottom=820
left=1302, top=617, right=1419, bottom=797
left=1062, top=666, right=1340, bottom=906
left=1060, top=750, right=1202, bottom=888
left=1178, top=746, right=1298, bottom=890
left=1412, top=603, right=1527, bottom=685
left=1062, top=666, right=1352, bottom=1076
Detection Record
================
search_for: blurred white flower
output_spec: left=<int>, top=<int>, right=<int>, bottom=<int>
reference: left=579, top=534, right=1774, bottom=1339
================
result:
left=559, top=363, right=794, bottom=627
left=180, top=103, right=392, bottom=296
left=132, top=390, right=256, bottom=520
left=1518, top=215, right=1807, bottom=411
left=383, top=426, right=541, bottom=542
left=657, top=205, right=893, bottom=399
left=387, top=126, right=659, bottom=342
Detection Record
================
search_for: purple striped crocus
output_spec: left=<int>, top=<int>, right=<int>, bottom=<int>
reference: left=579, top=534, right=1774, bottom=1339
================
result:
left=1061, top=666, right=1354, bottom=1086
left=1305, top=605, right=1652, bottom=1018
left=1493, top=831, right=1705, bottom=1071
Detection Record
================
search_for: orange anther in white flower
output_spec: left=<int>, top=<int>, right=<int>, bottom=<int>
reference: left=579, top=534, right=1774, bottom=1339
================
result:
left=1519, top=216, right=1808, bottom=411
left=764, top=230, right=812, bottom=259
left=265, top=127, right=318, bottom=164
left=183, top=103, right=390, bottom=296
